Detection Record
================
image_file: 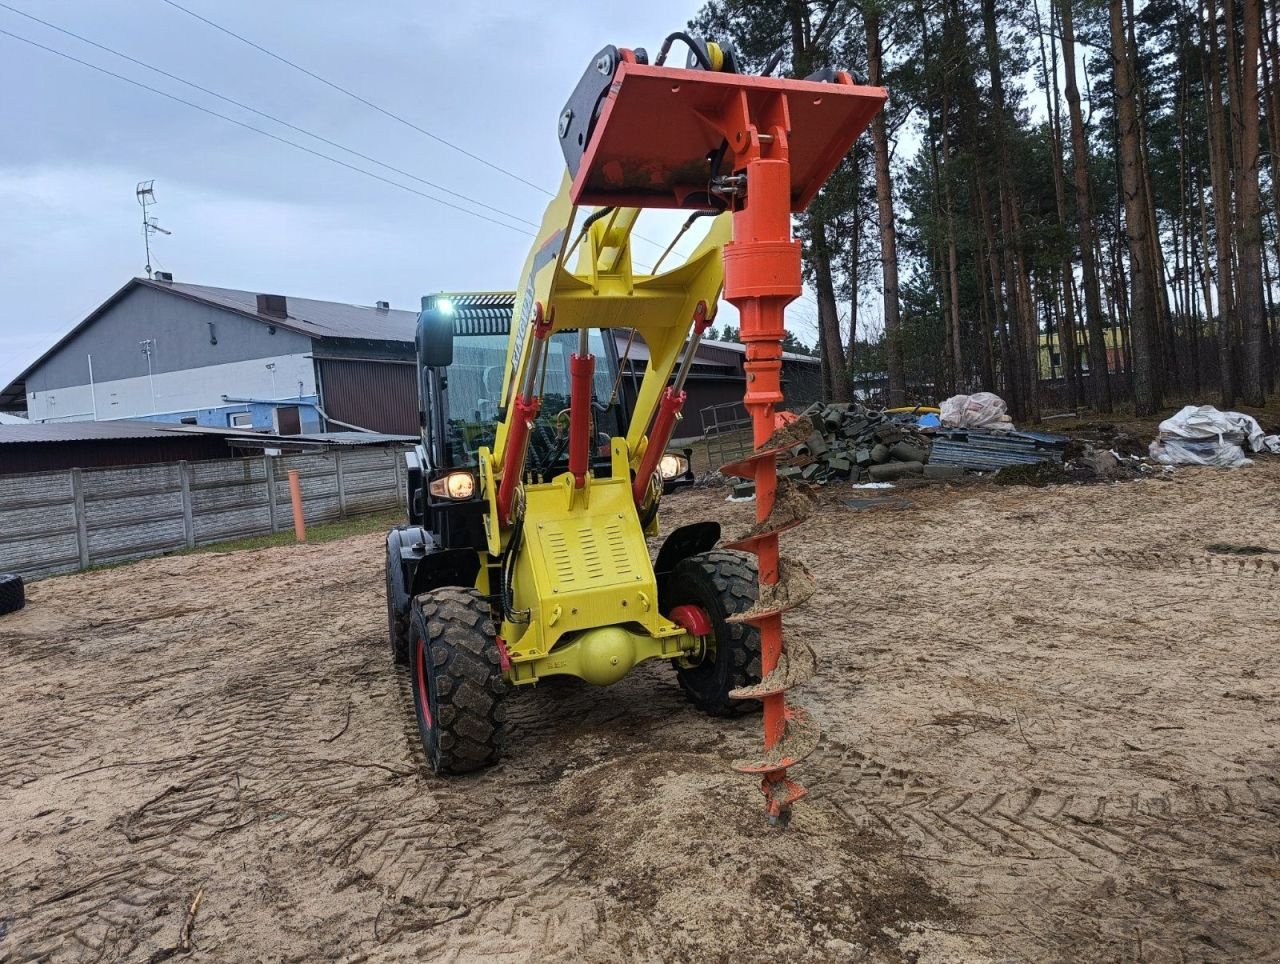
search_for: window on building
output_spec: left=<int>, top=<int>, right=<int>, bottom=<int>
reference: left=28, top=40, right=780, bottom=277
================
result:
left=229, top=412, right=254, bottom=428
left=180, top=417, right=197, bottom=425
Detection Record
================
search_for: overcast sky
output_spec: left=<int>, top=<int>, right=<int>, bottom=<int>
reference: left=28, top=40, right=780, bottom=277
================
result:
left=1, top=0, right=833, bottom=392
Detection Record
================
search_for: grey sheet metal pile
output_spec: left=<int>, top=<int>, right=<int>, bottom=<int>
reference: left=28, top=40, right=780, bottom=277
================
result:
left=738, top=402, right=1069, bottom=484
left=928, top=429, right=1070, bottom=471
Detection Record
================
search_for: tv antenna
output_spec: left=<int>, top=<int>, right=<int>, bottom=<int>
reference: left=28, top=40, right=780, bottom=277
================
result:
left=135, top=180, right=172, bottom=279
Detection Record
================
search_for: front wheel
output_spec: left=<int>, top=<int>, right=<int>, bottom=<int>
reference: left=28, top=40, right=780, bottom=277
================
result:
left=666, top=550, right=762, bottom=717
left=409, top=587, right=507, bottom=775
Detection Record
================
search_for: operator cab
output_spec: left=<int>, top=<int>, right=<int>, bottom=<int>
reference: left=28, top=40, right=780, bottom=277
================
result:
left=442, top=326, right=625, bottom=471
left=405, top=292, right=631, bottom=548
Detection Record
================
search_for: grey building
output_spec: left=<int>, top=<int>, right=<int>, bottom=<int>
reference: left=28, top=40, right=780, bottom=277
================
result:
left=3, top=276, right=822, bottom=443
left=1, top=276, right=420, bottom=435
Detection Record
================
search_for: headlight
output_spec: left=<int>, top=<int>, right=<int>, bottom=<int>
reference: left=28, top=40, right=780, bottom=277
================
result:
left=428, top=470, right=475, bottom=500
left=658, top=453, right=689, bottom=480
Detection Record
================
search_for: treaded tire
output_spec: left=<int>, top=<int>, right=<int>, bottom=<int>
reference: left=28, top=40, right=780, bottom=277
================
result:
left=409, top=587, right=507, bottom=775
left=666, top=550, right=761, bottom=716
left=0, top=574, right=24, bottom=616
left=385, top=528, right=411, bottom=665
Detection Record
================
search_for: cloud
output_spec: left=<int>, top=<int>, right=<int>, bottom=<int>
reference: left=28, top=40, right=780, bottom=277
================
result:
left=0, top=0, right=820, bottom=391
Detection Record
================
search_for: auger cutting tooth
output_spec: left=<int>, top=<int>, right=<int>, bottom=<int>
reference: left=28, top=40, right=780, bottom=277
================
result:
left=728, top=637, right=817, bottom=700
left=764, top=777, right=809, bottom=822
left=731, top=707, right=820, bottom=774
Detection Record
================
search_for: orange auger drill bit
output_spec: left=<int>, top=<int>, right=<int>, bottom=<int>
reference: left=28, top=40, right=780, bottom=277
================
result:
left=560, top=44, right=886, bottom=824
left=716, top=131, right=819, bottom=827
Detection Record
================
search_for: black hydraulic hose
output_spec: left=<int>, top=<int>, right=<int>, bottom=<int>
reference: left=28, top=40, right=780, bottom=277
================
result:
left=501, top=508, right=526, bottom=623
left=579, top=205, right=615, bottom=232
left=654, top=31, right=713, bottom=69
left=565, top=205, right=617, bottom=262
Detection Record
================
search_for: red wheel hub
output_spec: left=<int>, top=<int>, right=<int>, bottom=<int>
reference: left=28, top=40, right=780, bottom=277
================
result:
left=414, top=637, right=433, bottom=728
left=670, top=604, right=712, bottom=637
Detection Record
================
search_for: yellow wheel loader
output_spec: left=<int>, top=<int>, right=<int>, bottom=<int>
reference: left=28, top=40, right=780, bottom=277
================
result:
left=384, top=32, right=884, bottom=821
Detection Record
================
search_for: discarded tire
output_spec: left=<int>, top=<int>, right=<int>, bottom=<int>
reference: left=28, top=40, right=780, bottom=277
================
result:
left=0, top=574, right=25, bottom=616
left=666, top=550, right=762, bottom=717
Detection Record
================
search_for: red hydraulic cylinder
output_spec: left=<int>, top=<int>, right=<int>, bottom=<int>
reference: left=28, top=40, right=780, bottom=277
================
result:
left=568, top=351, right=595, bottom=488
left=496, top=394, right=539, bottom=524
left=631, top=386, right=685, bottom=506
left=495, top=303, right=553, bottom=526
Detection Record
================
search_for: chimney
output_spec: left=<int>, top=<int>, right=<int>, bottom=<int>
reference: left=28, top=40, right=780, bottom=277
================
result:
left=154, top=271, right=174, bottom=283
left=256, top=293, right=288, bottom=318
left=376, top=300, right=390, bottom=311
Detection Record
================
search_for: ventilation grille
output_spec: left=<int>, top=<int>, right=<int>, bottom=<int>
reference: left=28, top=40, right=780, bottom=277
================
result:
left=537, top=517, right=637, bottom=590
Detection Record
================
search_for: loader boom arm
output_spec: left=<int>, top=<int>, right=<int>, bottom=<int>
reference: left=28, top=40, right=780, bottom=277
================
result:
left=482, top=174, right=731, bottom=543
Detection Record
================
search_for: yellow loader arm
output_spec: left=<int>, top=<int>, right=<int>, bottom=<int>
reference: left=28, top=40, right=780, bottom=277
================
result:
left=482, top=173, right=730, bottom=556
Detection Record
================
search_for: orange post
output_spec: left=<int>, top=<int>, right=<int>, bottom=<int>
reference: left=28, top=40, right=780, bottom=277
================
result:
left=287, top=468, right=306, bottom=542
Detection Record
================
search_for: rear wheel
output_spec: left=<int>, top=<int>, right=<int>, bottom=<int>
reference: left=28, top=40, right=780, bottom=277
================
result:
left=385, top=529, right=411, bottom=665
left=409, top=587, right=507, bottom=775
left=666, top=550, right=761, bottom=716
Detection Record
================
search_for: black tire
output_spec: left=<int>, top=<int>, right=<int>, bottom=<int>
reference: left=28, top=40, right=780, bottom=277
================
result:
left=666, top=550, right=761, bottom=716
left=409, top=587, right=507, bottom=775
left=385, top=529, right=411, bottom=665
left=0, top=574, right=24, bottom=616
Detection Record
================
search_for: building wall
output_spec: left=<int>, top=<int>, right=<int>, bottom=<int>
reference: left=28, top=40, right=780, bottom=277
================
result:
left=22, top=284, right=316, bottom=421
left=28, top=353, right=319, bottom=423
left=135, top=396, right=324, bottom=433
left=316, top=358, right=418, bottom=435
left=27, top=285, right=313, bottom=389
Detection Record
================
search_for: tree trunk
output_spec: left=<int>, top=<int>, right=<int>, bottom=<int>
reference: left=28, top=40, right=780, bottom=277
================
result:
left=1110, top=0, right=1160, bottom=415
left=1265, top=0, right=1280, bottom=290
left=810, top=212, right=851, bottom=402
left=1236, top=0, right=1266, bottom=405
left=846, top=165, right=861, bottom=370
left=977, top=181, right=1015, bottom=404
left=1204, top=0, right=1237, bottom=405
left=981, top=0, right=1034, bottom=420
left=1035, top=0, right=1079, bottom=409
left=1058, top=0, right=1113, bottom=411
left=865, top=9, right=906, bottom=406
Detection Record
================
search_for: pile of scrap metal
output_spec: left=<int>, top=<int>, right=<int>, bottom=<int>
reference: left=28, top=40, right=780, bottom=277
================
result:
left=721, top=399, right=1073, bottom=491
left=928, top=429, right=1070, bottom=472
left=771, top=402, right=956, bottom=484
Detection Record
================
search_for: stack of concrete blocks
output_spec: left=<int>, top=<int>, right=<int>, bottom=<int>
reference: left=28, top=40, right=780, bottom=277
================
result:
left=774, top=403, right=962, bottom=484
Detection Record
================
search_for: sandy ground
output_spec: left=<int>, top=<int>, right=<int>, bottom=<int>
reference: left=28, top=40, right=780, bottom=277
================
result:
left=1, top=462, right=1278, bottom=962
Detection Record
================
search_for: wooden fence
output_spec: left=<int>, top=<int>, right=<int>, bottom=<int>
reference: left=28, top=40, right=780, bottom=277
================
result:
left=0, top=448, right=407, bottom=581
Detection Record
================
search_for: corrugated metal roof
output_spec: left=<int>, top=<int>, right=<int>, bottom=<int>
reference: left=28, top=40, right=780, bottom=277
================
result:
left=156, top=280, right=422, bottom=341
left=928, top=430, right=1068, bottom=470
left=0, top=420, right=192, bottom=444
left=0, top=420, right=412, bottom=448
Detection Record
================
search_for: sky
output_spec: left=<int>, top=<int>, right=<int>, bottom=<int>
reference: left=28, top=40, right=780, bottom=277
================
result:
left=0, top=0, right=833, bottom=392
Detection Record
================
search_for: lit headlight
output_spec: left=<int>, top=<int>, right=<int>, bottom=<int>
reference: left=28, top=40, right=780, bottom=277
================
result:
left=428, top=470, right=475, bottom=500
left=658, top=453, right=689, bottom=480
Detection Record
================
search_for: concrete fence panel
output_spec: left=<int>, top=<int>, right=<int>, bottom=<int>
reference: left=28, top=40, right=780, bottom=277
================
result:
left=0, top=446, right=407, bottom=581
